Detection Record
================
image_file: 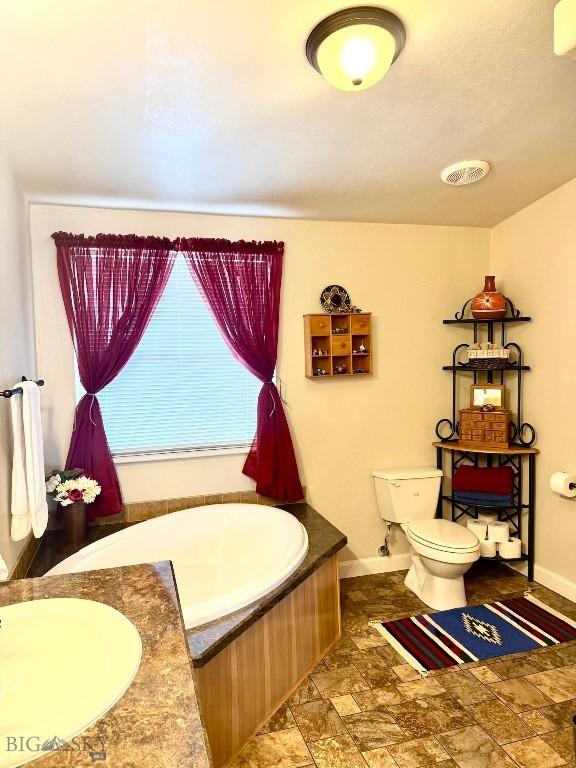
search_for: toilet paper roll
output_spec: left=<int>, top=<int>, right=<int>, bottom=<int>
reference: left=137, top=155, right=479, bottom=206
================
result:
left=480, top=539, right=497, bottom=557
left=550, top=472, right=576, bottom=498
left=467, top=520, right=488, bottom=539
left=488, top=521, right=509, bottom=543
left=476, top=512, right=498, bottom=525
left=499, top=538, right=522, bottom=559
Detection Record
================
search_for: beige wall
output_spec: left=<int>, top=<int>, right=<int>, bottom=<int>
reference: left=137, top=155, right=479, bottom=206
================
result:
left=0, top=153, right=35, bottom=572
left=29, top=204, right=490, bottom=562
left=20, top=179, right=576, bottom=578
left=491, top=177, right=576, bottom=588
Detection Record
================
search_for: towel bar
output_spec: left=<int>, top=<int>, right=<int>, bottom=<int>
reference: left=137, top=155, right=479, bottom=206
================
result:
left=1, top=376, right=44, bottom=399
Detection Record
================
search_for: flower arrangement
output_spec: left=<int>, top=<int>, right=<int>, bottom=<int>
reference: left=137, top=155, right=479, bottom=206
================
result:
left=45, top=469, right=101, bottom=507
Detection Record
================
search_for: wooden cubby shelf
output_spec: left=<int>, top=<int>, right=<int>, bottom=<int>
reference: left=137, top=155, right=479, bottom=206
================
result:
left=304, top=312, right=372, bottom=379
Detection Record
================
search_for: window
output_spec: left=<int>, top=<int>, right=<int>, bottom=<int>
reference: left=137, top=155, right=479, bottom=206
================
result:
left=81, top=256, right=261, bottom=456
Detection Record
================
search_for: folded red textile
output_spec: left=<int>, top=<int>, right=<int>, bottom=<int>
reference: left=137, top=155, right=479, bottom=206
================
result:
left=452, top=466, right=514, bottom=494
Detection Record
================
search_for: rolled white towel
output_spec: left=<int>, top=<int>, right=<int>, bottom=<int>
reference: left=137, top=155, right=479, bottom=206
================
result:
left=0, top=553, right=8, bottom=581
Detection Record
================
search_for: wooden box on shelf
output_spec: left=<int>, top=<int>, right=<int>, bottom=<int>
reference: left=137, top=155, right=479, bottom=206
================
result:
left=458, top=407, right=511, bottom=449
left=304, top=312, right=372, bottom=379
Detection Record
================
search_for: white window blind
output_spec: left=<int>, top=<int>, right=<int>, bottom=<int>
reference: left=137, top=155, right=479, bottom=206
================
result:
left=81, top=255, right=261, bottom=456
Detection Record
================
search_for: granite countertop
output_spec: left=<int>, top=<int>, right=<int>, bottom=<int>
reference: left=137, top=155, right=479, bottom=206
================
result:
left=187, top=502, right=347, bottom=666
left=0, top=562, right=211, bottom=768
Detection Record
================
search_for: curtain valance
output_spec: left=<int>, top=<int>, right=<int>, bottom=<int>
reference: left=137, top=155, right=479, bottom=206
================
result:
left=52, top=232, right=284, bottom=254
left=178, top=238, right=284, bottom=256
left=52, top=232, right=175, bottom=249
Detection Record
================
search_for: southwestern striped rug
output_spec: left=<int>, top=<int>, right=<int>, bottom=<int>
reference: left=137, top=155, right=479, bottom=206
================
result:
left=371, top=594, right=576, bottom=674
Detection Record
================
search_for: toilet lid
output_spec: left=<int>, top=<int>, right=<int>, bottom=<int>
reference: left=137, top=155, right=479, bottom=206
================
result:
left=408, top=519, right=479, bottom=552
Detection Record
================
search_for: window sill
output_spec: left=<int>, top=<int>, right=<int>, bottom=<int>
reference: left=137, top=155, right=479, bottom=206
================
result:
left=112, top=445, right=251, bottom=464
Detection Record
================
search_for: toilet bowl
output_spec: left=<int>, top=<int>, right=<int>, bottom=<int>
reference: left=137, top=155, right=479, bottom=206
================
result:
left=403, top=519, right=480, bottom=610
left=372, top=466, right=480, bottom=611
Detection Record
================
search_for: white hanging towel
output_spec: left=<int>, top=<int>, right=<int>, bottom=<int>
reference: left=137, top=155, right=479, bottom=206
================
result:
left=0, top=553, right=8, bottom=581
left=10, top=380, right=48, bottom=541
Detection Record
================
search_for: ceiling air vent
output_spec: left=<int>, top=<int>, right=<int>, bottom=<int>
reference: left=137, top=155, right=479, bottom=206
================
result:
left=441, top=160, right=491, bottom=186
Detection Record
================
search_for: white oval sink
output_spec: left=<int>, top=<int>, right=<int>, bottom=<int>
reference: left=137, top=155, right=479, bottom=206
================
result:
left=0, top=598, right=142, bottom=768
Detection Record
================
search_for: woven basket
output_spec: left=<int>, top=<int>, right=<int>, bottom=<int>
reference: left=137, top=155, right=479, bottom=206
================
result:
left=466, top=358, right=510, bottom=370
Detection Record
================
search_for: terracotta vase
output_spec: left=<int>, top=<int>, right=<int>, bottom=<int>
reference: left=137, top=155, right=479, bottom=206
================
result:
left=62, top=501, right=86, bottom=550
left=471, top=276, right=507, bottom=319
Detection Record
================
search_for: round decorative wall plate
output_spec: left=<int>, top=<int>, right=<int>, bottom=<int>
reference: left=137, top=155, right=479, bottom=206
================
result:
left=320, top=285, right=351, bottom=313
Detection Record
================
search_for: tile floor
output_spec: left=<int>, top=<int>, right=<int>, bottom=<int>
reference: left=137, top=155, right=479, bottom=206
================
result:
left=231, top=561, right=576, bottom=768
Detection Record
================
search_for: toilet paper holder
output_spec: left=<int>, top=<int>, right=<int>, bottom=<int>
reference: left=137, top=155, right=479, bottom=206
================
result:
left=549, top=471, right=576, bottom=497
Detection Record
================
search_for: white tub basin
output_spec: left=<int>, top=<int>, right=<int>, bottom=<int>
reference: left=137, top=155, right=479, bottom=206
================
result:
left=47, top=504, right=309, bottom=629
left=0, top=598, right=142, bottom=768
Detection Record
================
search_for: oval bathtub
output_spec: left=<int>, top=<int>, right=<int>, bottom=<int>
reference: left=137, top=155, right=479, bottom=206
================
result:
left=46, top=504, right=309, bottom=629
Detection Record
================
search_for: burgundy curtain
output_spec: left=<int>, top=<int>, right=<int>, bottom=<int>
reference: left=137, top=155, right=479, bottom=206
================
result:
left=53, top=233, right=176, bottom=520
left=181, top=238, right=303, bottom=502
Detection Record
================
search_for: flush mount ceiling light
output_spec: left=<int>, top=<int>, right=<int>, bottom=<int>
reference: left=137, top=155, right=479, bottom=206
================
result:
left=554, top=0, right=576, bottom=58
left=306, top=6, right=406, bottom=92
left=441, top=160, right=491, bottom=186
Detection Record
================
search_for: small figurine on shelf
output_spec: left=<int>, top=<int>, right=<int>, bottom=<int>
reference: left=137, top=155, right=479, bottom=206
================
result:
left=335, top=364, right=347, bottom=374
left=349, top=305, right=363, bottom=314
left=353, top=368, right=368, bottom=374
left=312, top=348, right=318, bottom=356
left=314, top=368, right=328, bottom=376
left=359, top=343, right=367, bottom=353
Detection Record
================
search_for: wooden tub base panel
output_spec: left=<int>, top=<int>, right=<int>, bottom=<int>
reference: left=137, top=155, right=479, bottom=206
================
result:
left=196, top=555, right=341, bottom=768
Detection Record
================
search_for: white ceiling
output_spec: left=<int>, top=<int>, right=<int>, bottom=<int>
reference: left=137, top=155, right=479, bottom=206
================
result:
left=0, top=0, right=575, bottom=226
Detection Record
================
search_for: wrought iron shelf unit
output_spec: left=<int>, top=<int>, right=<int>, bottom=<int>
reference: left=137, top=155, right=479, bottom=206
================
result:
left=434, top=295, right=537, bottom=581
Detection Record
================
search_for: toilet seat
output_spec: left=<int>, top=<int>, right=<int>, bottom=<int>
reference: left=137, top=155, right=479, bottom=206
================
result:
left=408, top=519, right=479, bottom=552
left=407, top=519, right=480, bottom=564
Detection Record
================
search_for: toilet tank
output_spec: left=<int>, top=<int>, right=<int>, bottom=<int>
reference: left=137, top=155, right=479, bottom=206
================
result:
left=372, top=466, right=443, bottom=523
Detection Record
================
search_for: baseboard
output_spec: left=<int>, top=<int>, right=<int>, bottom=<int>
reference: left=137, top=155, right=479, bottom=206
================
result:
left=532, top=564, right=576, bottom=603
left=507, top=559, right=576, bottom=603
left=339, top=553, right=411, bottom=579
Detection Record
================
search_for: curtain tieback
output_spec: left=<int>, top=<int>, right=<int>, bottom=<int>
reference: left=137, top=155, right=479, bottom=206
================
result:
left=86, top=393, right=98, bottom=426
left=263, top=380, right=276, bottom=417
left=72, top=392, right=98, bottom=432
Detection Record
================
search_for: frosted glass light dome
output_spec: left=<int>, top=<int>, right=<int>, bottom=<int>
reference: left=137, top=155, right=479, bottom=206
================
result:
left=317, top=24, right=396, bottom=91
left=306, top=7, right=406, bottom=92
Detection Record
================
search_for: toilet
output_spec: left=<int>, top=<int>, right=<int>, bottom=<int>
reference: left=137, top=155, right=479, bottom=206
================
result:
left=373, top=466, right=480, bottom=610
